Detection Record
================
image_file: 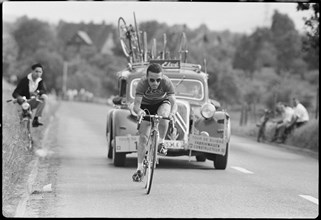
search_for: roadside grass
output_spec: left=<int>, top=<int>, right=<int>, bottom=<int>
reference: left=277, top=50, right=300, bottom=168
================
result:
left=230, top=110, right=319, bottom=152
left=286, top=119, right=319, bottom=152
left=2, top=79, right=59, bottom=217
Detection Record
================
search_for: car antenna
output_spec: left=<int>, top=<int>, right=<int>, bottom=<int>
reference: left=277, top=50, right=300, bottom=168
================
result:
left=204, top=58, right=207, bottom=74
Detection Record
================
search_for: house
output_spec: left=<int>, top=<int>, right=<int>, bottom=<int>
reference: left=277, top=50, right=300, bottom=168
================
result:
left=57, top=21, right=115, bottom=55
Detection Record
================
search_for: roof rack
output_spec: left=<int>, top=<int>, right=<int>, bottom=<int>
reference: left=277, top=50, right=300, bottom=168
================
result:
left=180, top=63, right=202, bottom=72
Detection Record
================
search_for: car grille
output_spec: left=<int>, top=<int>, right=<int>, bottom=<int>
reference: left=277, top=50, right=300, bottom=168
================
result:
left=165, top=100, right=190, bottom=141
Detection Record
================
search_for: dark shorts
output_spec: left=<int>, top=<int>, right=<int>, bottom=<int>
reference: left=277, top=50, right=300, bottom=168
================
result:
left=140, top=99, right=170, bottom=120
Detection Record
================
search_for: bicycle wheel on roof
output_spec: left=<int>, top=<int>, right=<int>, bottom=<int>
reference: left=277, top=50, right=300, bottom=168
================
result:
left=118, top=17, right=131, bottom=58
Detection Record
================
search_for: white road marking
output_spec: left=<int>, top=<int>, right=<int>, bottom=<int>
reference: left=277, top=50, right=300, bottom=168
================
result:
left=231, top=166, right=254, bottom=174
left=299, top=195, right=319, bottom=205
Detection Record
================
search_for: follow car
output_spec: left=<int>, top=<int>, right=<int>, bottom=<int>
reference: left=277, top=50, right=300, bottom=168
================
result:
left=106, top=15, right=231, bottom=169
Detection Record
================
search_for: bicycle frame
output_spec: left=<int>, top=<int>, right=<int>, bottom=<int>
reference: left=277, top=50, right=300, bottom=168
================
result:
left=7, top=96, right=42, bottom=151
left=137, top=114, right=172, bottom=194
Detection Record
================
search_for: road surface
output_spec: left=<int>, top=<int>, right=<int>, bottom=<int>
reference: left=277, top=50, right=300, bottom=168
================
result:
left=22, top=101, right=318, bottom=218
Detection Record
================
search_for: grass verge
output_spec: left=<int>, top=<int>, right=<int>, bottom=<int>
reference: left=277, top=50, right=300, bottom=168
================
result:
left=2, top=79, right=59, bottom=217
left=230, top=110, right=319, bottom=153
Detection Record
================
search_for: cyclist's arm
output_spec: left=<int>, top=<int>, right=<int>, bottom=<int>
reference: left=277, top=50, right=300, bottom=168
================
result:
left=168, top=95, right=177, bottom=115
left=37, top=80, right=47, bottom=96
left=12, top=78, right=25, bottom=99
left=133, top=95, right=144, bottom=115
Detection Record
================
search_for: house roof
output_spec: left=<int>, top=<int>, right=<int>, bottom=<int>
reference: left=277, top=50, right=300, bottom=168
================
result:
left=76, top=30, right=93, bottom=45
left=57, top=21, right=115, bottom=51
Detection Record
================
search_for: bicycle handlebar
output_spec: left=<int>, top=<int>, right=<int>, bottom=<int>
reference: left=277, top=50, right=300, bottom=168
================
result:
left=137, top=114, right=174, bottom=130
left=6, top=96, right=43, bottom=104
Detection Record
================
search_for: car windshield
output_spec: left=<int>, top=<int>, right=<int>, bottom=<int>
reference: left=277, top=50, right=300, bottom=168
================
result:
left=130, top=78, right=204, bottom=100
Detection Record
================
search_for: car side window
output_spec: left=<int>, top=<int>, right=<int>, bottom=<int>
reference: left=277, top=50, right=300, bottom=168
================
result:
left=119, top=78, right=127, bottom=97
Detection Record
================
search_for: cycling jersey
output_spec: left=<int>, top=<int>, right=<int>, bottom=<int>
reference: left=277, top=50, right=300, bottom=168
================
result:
left=135, top=75, right=175, bottom=105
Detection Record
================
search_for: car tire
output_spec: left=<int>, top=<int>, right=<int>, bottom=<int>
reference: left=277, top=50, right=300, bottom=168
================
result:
left=107, top=131, right=112, bottom=159
left=213, top=143, right=229, bottom=170
left=112, top=139, right=126, bottom=167
left=196, top=155, right=206, bottom=162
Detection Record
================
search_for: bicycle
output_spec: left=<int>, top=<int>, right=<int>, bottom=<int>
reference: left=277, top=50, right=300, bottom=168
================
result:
left=137, top=114, right=174, bottom=194
left=118, top=13, right=142, bottom=63
left=178, top=32, right=188, bottom=63
left=6, top=95, right=42, bottom=151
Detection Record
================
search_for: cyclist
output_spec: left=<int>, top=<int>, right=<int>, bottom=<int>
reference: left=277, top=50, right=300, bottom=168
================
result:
left=132, top=63, right=177, bottom=182
left=12, top=63, right=48, bottom=127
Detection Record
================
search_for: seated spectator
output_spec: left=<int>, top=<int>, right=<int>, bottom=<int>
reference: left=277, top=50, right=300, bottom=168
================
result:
left=290, top=97, right=309, bottom=129
left=257, top=109, right=272, bottom=142
left=271, top=102, right=295, bottom=144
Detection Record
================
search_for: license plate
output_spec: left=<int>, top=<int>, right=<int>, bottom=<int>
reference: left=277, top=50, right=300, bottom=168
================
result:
left=115, top=135, right=139, bottom=152
left=163, top=140, right=185, bottom=149
left=188, top=134, right=226, bottom=155
left=115, top=136, right=185, bottom=152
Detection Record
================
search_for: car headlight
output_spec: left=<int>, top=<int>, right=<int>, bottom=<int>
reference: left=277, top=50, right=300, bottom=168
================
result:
left=200, top=103, right=216, bottom=119
left=21, top=102, right=30, bottom=110
left=128, top=102, right=138, bottom=117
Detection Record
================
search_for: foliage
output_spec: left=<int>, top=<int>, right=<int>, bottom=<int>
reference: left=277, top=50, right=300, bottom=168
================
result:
left=3, top=12, right=318, bottom=112
left=271, top=11, right=304, bottom=75
left=286, top=118, right=319, bottom=151
left=3, top=22, right=19, bottom=79
left=297, top=3, right=319, bottom=56
left=13, top=16, right=58, bottom=59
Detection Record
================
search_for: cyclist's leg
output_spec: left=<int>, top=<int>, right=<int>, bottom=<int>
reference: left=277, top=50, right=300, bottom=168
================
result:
left=34, top=94, right=48, bottom=118
left=137, top=121, right=151, bottom=170
left=157, top=100, right=171, bottom=141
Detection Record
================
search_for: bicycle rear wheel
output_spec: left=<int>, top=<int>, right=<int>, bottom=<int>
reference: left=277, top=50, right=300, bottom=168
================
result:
left=144, top=130, right=158, bottom=194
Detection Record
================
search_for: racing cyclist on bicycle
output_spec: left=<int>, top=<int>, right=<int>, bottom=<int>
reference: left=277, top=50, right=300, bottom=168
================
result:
left=132, top=63, right=177, bottom=182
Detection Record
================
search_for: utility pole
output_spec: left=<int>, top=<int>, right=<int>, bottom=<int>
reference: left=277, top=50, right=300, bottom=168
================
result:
left=62, top=61, right=68, bottom=97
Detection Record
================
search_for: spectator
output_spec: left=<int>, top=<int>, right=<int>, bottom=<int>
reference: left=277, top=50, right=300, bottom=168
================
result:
left=271, top=102, right=295, bottom=143
left=290, top=97, right=309, bottom=129
left=12, top=63, right=48, bottom=127
left=256, top=109, right=272, bottom=142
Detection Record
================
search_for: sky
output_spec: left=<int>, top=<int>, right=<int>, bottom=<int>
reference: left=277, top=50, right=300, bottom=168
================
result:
left=2, top=1, right=313, bottom=34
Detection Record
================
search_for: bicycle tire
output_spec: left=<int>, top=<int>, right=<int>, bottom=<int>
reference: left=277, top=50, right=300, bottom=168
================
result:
left=145, top=130, right=158, bottom=194
left=118, top=17, right=131, bottom=58
left=151, top=38, right=157, bottom=59
left=27, top=119, right=33, bottom=151
left=143, top=31, right=148, bottom=62
left=179, top=32, right=188, bottom=62
left=162, top=33, right=167, bottom=59
left=133, top=12, right=142, bottom=57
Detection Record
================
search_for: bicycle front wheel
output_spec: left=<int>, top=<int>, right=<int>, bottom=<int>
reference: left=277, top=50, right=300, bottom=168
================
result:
left=26, top=119, right=33, bottom=151
left=145, top=130, right=158, bottom=194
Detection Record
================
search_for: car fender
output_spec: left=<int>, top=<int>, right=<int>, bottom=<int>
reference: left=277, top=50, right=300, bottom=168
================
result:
left=112, top=109, right=137, bottom=137
left=106, top=109, right=115, bottom=137
left=193, top=111, right=230, bottom=140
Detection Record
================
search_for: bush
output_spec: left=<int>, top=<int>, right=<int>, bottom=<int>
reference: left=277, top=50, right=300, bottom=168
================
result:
left=286, top=119, right=319, bottom=152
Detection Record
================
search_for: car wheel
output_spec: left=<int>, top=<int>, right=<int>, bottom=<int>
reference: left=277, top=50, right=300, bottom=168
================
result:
left=107, top=131, right=113, bottom=159
left=213, top=143, right=229, bottom=170
left=196, top=155, right=206, bottom=162
left=112, top=138, right=126, bottom=167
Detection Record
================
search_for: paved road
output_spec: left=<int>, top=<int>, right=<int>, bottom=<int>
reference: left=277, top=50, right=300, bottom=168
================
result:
left=24, top=101, right=319, bottom=218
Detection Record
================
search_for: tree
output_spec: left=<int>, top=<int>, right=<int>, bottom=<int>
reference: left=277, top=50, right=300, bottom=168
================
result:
left=297, top=3, right=319, bottom=70
left=2, top=22, right=19, bottom=79
left=271, top=10, right=303, bottom=75
left=233, top=35, right=256, bottom=78
left=13, top=16, right=57, bottom=59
